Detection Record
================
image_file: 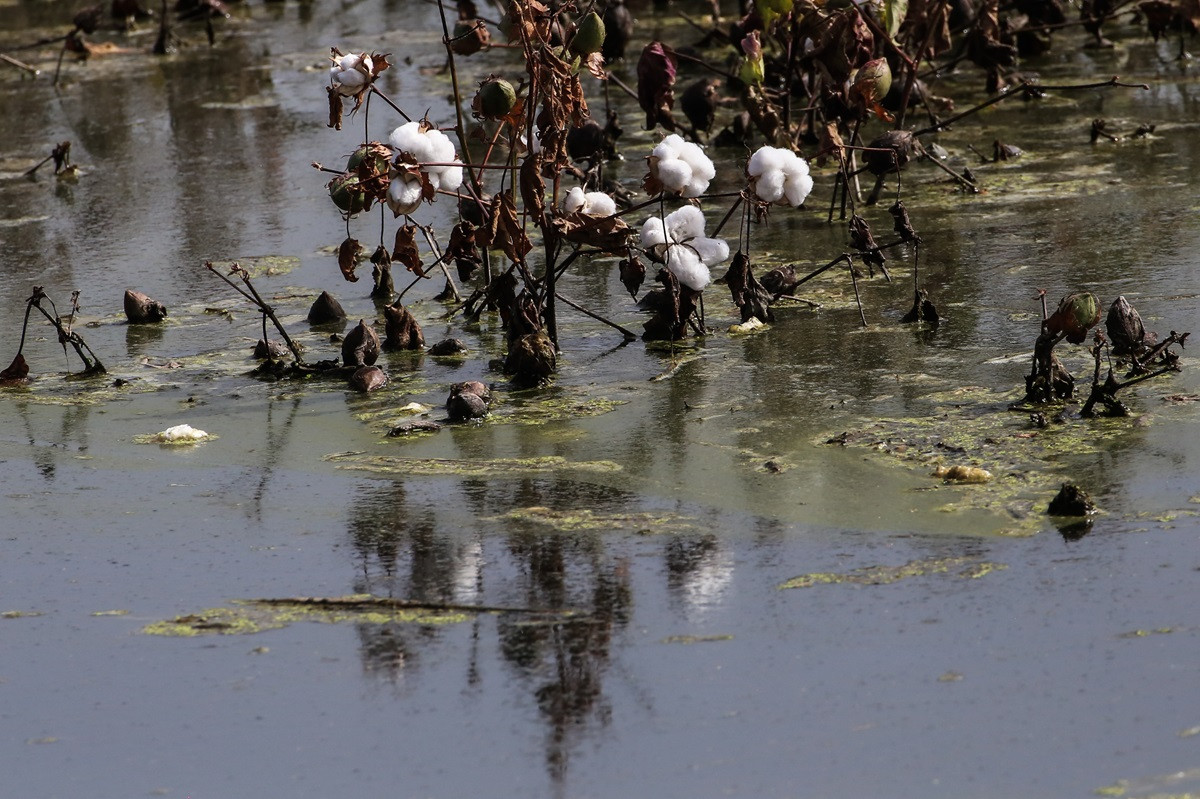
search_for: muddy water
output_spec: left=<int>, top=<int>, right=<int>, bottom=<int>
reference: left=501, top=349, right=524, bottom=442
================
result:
left=3, top=2, right=1200, bottom=797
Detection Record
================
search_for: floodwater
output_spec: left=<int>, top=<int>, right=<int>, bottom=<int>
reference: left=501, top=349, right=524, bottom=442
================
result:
left=3, top=1, right=1200, bottom=797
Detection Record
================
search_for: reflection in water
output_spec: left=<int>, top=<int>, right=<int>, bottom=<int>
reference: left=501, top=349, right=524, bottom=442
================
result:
left=665, top=533, right=734, bottom=619
left=346, top=475, right=635, bottom=794
left=14, top=399, right=91, bottom=481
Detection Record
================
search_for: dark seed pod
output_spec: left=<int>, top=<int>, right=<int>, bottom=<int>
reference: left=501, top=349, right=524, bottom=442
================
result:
left=863, top=130, right=918, bottom=176
left=1105, top=296, right=1145, bottom=356
left=505, top=331, right=556, bottom=385
left=124, top=289, right=168, bottom=324
left=253, top=339, right=290, bottom=359
left=341, top=319, right=380, bottom=367
left=601, top=0, right=633, bottom=61
left=446, top=390, right=489, bottom=421
left=349, top=365, right=388, bottom=393
left=680, top=78, right=720, bottom=135
left=1048, top=483, right=1096, bottom=516
left=307, top=291, right=347, bottom=325
left=449, top=380, right=492, bottom=405
left=383, top=302, right=424, bottom=351
left=428, top=338, right=468, bottom=356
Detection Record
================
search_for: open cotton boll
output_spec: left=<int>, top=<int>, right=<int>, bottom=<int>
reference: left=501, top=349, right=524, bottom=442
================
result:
left=783, top=170, right=814, bottom=207
left=640, top=216, right=670, bottom=249
left=564, top=187, right=587, bottom=215
left=386, top=172, right=424, bottom=216
left=687, top=235, right=729, bottom=267
left=650, top=134, right=715, bottom=197
left=584, top=192, right=616, bottom=217
left=330, top=53, right=372, bottom=96
left=655, top=160, right=694, bottom=194
left=565, top=188, right=617, bottom=217
left=388, top=122, right=428, bottom=161
left=754, top=169, right=786, bottom=203
left=665, top=205, right=706, bottom=240
left=747, top=145, right=786, bottom=177
left=664, top=245, right=710, bottom=291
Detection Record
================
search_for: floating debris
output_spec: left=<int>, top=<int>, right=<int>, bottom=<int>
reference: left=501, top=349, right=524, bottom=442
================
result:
left=148, top=424, right=211, bottom=444
left=1048, top=483, right=1096, bottom=516
left=933, top=465, right=993, bottom=484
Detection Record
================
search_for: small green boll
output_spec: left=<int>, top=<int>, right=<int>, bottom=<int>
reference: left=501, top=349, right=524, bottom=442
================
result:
left=474, top=77, right=517, bottom=119
left=570, top=11, right=606, bottom=57
left=328, top=173, right=367, bottom=214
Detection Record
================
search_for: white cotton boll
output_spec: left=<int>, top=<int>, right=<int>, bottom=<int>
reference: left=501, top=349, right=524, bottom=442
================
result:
left=684, top=175, right=710, bottom=198
left=434, top=163, right=463, bottom=191
left=389, top=122, right=425, bottom=161
left=584, top=191, right=616, bottom=216
left=656, top=160, right=693, bottom=193
left=655, top=134, right=686, bottom=158
left=427, top=129, right=456, bottom=164
left=754, top=169, right=786, bottom=203
left=677, top=141, right=714, bottom=178
left=689, top=235, right=730, bottom=267
left=330, top=53, right=372, bottom=96
left=640, top=216, right=670, bottom=248
left=156, top=424, right=210, bottom=443
left=387, top=172, right=423, bottom=216
left=748, top=145, right=786, bottom=177
left=665, top=246, right=711, bottom=291
left=667, top=205, right=706, bottom=240
left=783, top=171, right=814, bottom=207
left=564, top=187, right=587, bottom=215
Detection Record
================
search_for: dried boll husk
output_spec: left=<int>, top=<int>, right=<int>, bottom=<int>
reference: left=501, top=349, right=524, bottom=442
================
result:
left=1105, top=296, right=1146, bottom=356
left=124, top=290, right=167, bottom=324
left=383, top=302, right=424, bottom=351
left=349, top=365, right=388, bottom=393
left=863, top=130, right=917, bottom=176
left=505, top=331, right=556, bottom=385
left=307, top=291, right=347, bottom=325
left=341, top=319, right=380, bottom=367
left=446, top=388, right=489, bottom=421
left=1048, top=483, right=1096, bottom=516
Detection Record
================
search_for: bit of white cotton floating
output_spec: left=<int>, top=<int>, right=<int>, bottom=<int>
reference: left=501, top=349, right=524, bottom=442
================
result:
left=384, top=121, right=463, bottom=211
left=747, top=145, right=814, bottom=207
left=648, top=134, right=716, bottom=198
left=329, top=52, right=372, bottom=97
left=639, top=205, right=730, bottom=291
left=562, top=187, right=617, bottom=217
left=155, top=424, right=210, bottom=443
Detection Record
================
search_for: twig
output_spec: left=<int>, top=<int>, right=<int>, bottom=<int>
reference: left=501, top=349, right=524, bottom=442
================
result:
left=556, top=292, right=638, bottom=341
left=204, top=262, right=306, bottom=365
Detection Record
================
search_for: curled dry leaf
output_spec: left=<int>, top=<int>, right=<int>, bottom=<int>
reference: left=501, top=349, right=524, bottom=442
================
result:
left=637, top=42, right=678, bottom=131
left=480, top=192, right=531, bottom=265
left=327, top=85, right=343, bottom=130
left=724, top=250, right=774, bottom=324
left=619, top=254, right=646, bottom=298
left=392, top=225, right=424, bottom=276
left=337, top=237, right=363, bottom=282
left=551, top=213, right=631, bottom=255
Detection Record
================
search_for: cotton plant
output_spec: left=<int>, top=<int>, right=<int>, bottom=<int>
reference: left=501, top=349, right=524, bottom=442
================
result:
left=385, top=121, right=464, bottom=217
left=646, top=134, right=716, bottom=198
left=562, top=187, right=617, bottom=217
left=639, top=206, right=730, bottom=291
left=747, top=145, right=814, bottom=207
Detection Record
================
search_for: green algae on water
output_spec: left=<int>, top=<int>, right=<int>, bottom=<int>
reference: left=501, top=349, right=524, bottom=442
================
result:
left=142, top=596, right=471, bottom=637
left=326, top=452, right=623, bottom=476
left=483, top=506, right=697, bottom=534
left=779, top=555, right=1007, bottom=590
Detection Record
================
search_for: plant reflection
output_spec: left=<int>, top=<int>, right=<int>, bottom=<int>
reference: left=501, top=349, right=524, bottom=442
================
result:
left=345, top=474, right=634, bottom=791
